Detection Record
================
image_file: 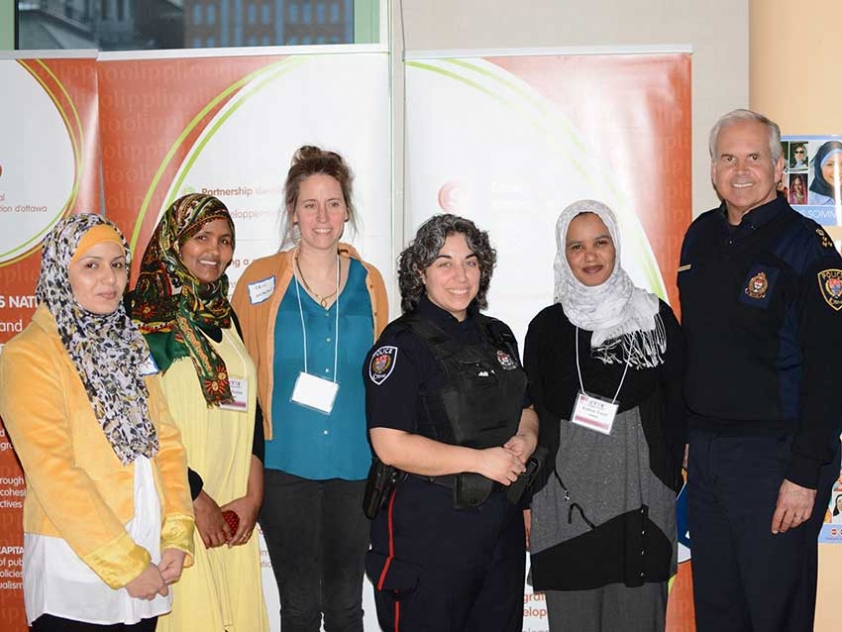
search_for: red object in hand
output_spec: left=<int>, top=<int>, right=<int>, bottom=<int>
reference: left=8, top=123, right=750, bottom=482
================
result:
left=222, top=510, right=240, bottom=537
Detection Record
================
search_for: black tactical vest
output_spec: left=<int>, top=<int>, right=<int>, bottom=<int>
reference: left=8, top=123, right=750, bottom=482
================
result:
left=396, top=312, right=528, bottom=507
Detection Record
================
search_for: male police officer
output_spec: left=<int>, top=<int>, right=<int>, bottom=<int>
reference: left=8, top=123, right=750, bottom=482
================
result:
left=679, top=109, right=842, bottom=632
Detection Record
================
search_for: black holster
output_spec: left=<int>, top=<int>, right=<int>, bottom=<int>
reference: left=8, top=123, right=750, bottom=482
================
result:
left=506, top=445, right=550, bottom=505
left=454, top=473, right=495, bottom=509
left=363, top=458, right=406, bottom=519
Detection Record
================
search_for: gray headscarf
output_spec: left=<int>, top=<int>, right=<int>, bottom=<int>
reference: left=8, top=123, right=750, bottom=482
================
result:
left=554, top=199, right=665, bottom=368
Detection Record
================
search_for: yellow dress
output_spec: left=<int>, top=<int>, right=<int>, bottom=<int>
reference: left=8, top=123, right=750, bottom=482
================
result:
left=156, top=327, right=269, bottom=632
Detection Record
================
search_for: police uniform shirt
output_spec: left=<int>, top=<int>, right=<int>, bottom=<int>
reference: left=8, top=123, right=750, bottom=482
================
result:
left=364, top=295, right=528, bottom=438
left=678, top=194, right=842, bottom=488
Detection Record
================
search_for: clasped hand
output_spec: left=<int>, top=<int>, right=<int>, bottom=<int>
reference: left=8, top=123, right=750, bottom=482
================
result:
left=125, top=548, right=186, bottom=600
left=478, top=433, right=538, bottom=486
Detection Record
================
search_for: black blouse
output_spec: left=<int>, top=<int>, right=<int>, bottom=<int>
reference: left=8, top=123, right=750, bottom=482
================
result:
left=524, top=300, right=686, bottom=493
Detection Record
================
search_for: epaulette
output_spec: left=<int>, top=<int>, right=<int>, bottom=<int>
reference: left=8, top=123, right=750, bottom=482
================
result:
left=814, top=226, right=835, bottom=250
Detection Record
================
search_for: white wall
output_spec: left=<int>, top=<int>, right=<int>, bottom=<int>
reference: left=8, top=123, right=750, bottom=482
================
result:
left=391, top=0, right=749, bottom=221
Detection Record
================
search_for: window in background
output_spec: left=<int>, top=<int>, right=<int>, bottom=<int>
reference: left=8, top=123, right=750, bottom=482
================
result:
left=15, top=0, right=380, bottom=51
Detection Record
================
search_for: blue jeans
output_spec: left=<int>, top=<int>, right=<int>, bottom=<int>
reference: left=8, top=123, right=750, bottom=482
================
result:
left=259, top=469, right=369, bottom=632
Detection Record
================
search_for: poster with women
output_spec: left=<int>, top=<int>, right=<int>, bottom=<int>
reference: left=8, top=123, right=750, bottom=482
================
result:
left=782, top=135, right=842, bottom=545
left=819, top=452, right=842, bottom=544
left=781, top=135, right=842, bottom=228
left=0, top=51, right=101, bottom=632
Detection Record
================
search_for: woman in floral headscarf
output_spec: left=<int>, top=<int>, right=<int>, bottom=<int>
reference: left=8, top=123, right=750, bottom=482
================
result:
left=129, top=194, right=268, bottom=632
left=524, top=200, right=686, bottom=632
left=0, top=214, right=194, bottom=631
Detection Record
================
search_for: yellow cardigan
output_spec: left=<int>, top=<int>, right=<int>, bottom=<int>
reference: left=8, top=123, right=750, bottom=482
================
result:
left=0, top=305, right=195, bottom=590
left=231, top=244, right=389, bottom=440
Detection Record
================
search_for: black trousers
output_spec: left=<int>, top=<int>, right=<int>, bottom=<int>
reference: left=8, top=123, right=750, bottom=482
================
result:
left=687, top=430, right=840, bottom=632
left=367, top=476, right=525, bottom=632
left=259, top=469, right=369, bottom=632
left=30, top=614, right=157, bottom=632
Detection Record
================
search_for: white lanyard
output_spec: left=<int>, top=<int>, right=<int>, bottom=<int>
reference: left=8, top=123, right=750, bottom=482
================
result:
left=575, top=327, right=630, bottom=404
left=294, top=254, right=340, bottom=383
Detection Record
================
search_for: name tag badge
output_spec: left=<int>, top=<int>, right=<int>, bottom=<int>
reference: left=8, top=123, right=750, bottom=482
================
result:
left=570, top=390, right=617, bottom=435
left=248, top=276, right=275, bottom=304
left=219, top=378, right=249, bottom=412
left=139, top=354, right=159, bottom=376
left=291, top=372, right=339, bottom=415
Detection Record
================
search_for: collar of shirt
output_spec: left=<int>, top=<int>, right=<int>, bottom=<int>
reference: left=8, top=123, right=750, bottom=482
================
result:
left=416, top=294, right=482, bottom=342
left=718, top=193, right=789, bottom=242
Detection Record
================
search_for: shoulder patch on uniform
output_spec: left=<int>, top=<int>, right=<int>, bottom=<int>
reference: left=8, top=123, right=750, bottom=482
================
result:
left=369, top=346, right=398, bottom=384
left=818, top=269, right=842, bottom=311
left=816, top=227, right=835, bottom=250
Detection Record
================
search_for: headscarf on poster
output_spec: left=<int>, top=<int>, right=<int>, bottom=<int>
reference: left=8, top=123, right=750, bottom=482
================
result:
left=784, top=135, right=842, bottom=543
left=781, top=136, right=842, bottom=229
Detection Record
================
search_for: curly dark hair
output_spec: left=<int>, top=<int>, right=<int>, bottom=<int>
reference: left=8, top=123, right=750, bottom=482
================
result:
left=398, top=214, right=496, bottom=314
left=281, top=145, right=358, bottom=246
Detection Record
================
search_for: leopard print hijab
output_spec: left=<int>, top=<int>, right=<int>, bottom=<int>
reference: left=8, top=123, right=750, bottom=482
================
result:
left=37, top=214, right=158, bottom=465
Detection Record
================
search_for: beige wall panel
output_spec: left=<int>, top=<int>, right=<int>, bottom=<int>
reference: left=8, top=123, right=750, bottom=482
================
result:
left=751, top=0, right=842, bottom=134
left=393, top=0, right=750, bottom=219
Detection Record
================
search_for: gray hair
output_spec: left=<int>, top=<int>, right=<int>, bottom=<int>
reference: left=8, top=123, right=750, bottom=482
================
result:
left=398, top=214, right=496, bottom=314
left=708, top=109, right=782, bottom=162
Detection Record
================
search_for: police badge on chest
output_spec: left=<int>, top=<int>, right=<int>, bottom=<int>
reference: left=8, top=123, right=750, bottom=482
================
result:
left=496, top=349, right=517, bottom=370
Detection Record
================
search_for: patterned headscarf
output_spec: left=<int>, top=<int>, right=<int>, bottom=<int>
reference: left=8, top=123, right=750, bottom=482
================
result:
left=131, top=194, right=235, bottom=406
left=554, top=199, right=665, bottom=369
left=37, top=213, right=158, bottom=465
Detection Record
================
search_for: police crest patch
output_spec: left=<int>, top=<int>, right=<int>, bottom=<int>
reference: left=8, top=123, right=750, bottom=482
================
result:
left=745, top=271, right=768, bottom=299
left=818, top=269, right=842, bottom=311
left=369, top=346, right=398, bottom=384
left=496, top=349, right=517, bottom=370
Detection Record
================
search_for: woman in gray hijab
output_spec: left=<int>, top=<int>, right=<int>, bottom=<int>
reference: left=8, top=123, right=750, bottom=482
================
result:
left=524, top=200, right=686, bottom=632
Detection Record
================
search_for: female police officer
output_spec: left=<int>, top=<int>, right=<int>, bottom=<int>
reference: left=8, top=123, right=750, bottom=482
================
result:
left=363, top=214, right=538, bottom=632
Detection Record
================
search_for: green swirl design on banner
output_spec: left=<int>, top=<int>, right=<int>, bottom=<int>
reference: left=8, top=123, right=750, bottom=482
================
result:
left=131, top=55, right=308, bottom=253
left=406, top=57, right=666, bottom=300
left=1, top=60, right=84, bottom=265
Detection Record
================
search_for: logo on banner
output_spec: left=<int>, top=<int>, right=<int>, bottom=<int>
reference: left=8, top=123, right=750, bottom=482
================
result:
left=438, top=180, right=464, bottom=212
left=819, top=269, right=842, bottom=311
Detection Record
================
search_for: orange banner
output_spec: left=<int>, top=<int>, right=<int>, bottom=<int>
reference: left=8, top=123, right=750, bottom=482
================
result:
left=97, top=53, right=283, bottom=276
left=0, top=54, right=101, bottom=632
left=405, top=49, right=693, bottom=631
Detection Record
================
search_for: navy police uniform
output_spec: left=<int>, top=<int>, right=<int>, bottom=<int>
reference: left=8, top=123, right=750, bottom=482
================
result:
left=678, top=195, right=842, bottom=632
left=363, top=295, right=529, bottom=632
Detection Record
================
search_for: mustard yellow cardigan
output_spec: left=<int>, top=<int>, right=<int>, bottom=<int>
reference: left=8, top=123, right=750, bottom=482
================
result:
left=231, top=244, right=389, bottom=440
left=0, top=305, right=194, bottom=589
